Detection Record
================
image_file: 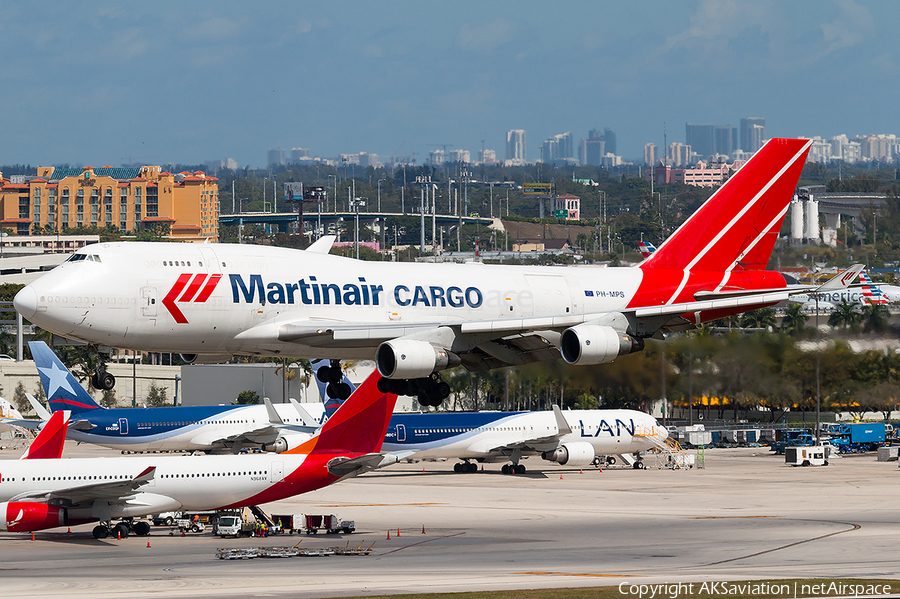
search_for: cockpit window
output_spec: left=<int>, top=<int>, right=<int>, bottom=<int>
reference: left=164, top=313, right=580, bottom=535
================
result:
left=65, top=254, right=102, bottom=263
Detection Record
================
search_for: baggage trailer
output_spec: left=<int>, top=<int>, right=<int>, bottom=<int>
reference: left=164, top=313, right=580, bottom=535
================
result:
left=301, top=514, right=355, bottom=534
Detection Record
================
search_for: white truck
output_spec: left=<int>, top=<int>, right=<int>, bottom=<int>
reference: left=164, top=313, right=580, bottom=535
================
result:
left=215, top=508, right=257, bottom=538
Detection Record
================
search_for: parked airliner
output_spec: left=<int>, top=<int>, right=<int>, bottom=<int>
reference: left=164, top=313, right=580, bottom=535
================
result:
left=30, top=341, right=323, bottom=454
left=16, top=139, right=862, bottom=406
left=381, top=406, right=667, bottom=473
left=0, top=370, right=398, bottom=537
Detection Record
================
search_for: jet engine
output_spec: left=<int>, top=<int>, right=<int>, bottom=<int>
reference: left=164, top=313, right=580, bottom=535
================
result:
left=264, top=433, right=313, bottom=454
left=541, top=442, right=596, bottom=466
left=559, top=324, right=644, bottom=366
left=1, top=501, right=67, bottom=532
left=376, top=339, right=459, bottom=379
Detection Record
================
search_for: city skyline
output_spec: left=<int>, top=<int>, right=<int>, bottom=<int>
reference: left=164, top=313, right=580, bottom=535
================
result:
left=2, top=1, right=898, bottom=168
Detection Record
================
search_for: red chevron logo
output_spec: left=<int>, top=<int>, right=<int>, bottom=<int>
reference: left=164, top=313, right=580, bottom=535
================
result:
left=162, top=273, right=222, bottom=324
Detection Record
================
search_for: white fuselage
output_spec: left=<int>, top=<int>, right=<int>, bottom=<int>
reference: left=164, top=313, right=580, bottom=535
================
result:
left=17, top=242, right=644, bottom=357
left=0, top=452, right=310, bottom=524
left=381, top=409, right=666, bottom=461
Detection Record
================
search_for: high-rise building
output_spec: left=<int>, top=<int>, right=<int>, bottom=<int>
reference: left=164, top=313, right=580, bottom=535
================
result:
left=290, top=148, right=310, bottom=162
left=644, top=143, right=658, bottom=166
left=506, top=130, right=526, bottom=164
left=686, top=123, right=736, bottom=158
left=581, top=138, right=605, bottom=166
left=686, top=124, right=714, bottom=158
left=740, top=118, right=765, bottom=152
left=714, top=125, right=737, bottom=156
left=588, top=127, right=616, bottom=155
left=668, top=143, right=692, bottom=167
left=478, top=149, right=496, bottom=163
left=542, top=132, right=573, bottom=162
left=267, top=148, right=285, bottom=167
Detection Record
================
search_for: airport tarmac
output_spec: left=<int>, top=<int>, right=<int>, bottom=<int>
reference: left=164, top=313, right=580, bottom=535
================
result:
left=1, top=442, right=899, bottom=599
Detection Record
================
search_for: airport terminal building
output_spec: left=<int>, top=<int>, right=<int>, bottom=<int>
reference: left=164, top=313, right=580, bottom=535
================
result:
left=0, top=166, right=219, bottom=242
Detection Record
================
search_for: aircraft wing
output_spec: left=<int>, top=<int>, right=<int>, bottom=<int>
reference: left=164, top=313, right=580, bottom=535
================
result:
left=327, top=453, right=400, bottom=477
left=464, top=406, right=571, bottom=455
left=11, top=466, right=156, bottom=505
left=0, top=417, right=43, bottom=432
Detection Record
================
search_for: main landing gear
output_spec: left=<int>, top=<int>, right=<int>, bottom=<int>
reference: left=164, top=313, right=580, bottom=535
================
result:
left=90, top=368, right=115, bottom=391
left=377, top=374, right=451, bottom=407
left=501, top=463, right=527, bottom=475
left=92, top=519, right=151, bottom=539
left=316, top=360, right=352, bottom=401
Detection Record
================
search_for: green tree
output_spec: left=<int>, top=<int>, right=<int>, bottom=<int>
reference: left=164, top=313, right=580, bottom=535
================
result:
left=236, top=390, right=260, bottom=405
left=146, top=382, right=168, bottom=407
left=100, top=388, right=118, bottom=409
left=739, top=307, right=776, bottom=330
left=828, top=301, right=862, bottom=330
left=780, top=303, right=809, bottom=336
left=860, top=303, right=891, bottom=333
left=13, top=381, right=30, bottom=415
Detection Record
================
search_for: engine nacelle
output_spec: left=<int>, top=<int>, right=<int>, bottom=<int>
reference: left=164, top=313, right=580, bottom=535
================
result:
left=559, top=324, right=644, bottom=365
left=542, top=442, right=596, bottom=467
left=1, top=502, right=66, bottom=532
left=264, top=433, right=313, bottom=454
left=376, top=339, right=459, bottom=379
left=178, top=353, right=230, bottom=365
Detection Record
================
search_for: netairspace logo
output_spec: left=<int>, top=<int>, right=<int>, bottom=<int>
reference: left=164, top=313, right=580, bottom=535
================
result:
left=617, top=581, right=895, bottom=599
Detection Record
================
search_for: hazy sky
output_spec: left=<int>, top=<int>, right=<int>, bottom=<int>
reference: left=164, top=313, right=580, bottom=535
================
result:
left=1, top=1, right=896, bottom=167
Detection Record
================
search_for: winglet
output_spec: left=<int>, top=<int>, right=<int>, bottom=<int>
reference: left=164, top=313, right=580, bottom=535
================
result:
left=25, top=393, right=52, bottom=421
left=133, top=466, right=157, bottom=484
left=29, top=341, right=103, bottom=415
left=21, top=410, right=69, bottom=459
left=815, top=264, right=865, bottom=293
left=289, top=398, right=320, bottom=426
left=263, top=397, right=285, bottom=425
left=306, top=235, right=336, bottom=254
left=552, top=405, right=572, bottom=436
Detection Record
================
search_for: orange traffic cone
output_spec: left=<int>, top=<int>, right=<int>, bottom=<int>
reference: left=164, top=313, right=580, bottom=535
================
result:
left=181, top=529, right=185, bottom=537
left=580, top=469, right=583, bottom=474
left=421, top=525, right=426, bottom=534
left=386, top=530, right=391, bottom=540
left=117, top=530, right=121, bottom=540
left=422, top=467, right=425, bottom=473
left=31, top=532, right=35, bottom=541
left=147, top=540, right=151, bottom=548
left=560, top=474, right=564, bottom=480
left=67, top=527, right=71, bottom=534
left=397, top=527, right=401, bottom=537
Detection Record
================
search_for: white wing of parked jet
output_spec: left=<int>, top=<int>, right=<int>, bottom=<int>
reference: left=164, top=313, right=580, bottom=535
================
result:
left=11, top=466, right=156, bottom=506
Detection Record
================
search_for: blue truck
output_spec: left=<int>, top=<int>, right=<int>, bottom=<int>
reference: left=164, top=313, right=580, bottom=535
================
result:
left=829, top=423, right=885, bottom=453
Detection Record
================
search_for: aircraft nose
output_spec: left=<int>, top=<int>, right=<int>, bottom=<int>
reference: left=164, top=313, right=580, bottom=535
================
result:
left=14, top=285, right=37, bottom=320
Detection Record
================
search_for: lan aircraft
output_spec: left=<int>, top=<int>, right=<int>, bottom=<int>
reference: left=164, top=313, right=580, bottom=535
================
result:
left=15, top=139, right=863, bottom=406
left=0, top=371, right=398, bottom=538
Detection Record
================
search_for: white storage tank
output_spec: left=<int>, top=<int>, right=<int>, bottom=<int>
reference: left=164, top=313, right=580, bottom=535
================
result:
left=790, top=197, right=804, bottom=241
left=805, top=197, right=819, bottom=241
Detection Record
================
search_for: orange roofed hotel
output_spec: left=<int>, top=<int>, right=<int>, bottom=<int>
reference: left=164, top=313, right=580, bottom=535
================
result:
left=0, top=166, right=219, bottom=242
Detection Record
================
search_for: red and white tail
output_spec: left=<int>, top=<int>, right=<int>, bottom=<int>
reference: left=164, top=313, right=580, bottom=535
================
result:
left=20, top=410, right=69, bottom=460
left=640, top=138, right=812, bottom=273
left=284, top=371, right=396, bottom=456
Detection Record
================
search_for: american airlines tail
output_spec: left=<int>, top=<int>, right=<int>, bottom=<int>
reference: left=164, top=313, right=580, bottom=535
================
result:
left=30, top=342, right=103, bottom=415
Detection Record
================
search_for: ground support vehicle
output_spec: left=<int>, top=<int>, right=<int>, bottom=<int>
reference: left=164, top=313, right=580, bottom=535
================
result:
left=785, top=445, right=827, bottom=467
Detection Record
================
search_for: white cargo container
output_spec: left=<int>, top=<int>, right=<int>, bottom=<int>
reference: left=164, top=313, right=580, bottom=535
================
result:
left=785, top=446, right=827, bottom=467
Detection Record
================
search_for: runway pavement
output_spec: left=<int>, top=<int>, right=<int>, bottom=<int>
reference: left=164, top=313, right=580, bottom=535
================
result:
left=1, top=442, right=899, bottom=599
